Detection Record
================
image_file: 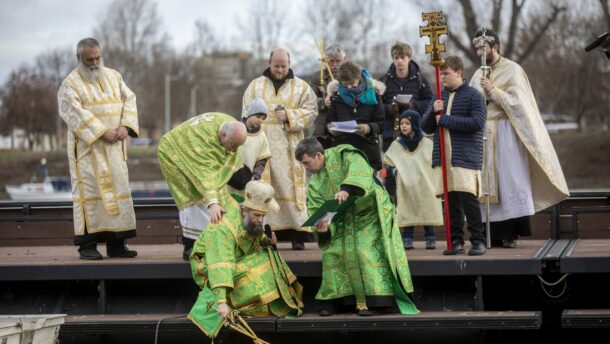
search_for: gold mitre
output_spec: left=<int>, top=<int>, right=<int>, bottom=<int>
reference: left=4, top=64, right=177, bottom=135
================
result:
left=243, top=181, right=279, bottom=213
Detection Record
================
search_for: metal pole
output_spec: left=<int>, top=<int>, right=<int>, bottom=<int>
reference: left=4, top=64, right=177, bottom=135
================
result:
left=483, top=136, right=491, bottom=248
left=190, top=84, right=198, bottom=118
left=164, top=73, right=171, bottom=133
left=56, top=113, right=61, bottom=150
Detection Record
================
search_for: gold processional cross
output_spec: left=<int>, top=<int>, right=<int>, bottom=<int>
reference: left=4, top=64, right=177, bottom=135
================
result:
left=419, top=11, right=448, bottom=67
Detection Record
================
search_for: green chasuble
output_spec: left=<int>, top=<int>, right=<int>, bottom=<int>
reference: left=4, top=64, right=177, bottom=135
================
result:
left=157, top=112, right=243, bottom=210
left=188, top=203, right=303, bottom=338
left=307, top=145, right=418, bottom=314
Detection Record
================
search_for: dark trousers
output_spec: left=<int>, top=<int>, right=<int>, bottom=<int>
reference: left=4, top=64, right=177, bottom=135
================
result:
left=382, top=138, right=396, bottom=201
left=274, top=229, right=314, bottom=243
left=448, top=191, right=485, bottom=244
left=75, top=228, right=136, bottom=248
left=401, top=226, right=436, bottom=241
left=489, top=216, right=532, bottom=245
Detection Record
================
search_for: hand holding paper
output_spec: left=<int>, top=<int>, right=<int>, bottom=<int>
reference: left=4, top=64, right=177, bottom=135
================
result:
left=335, top=190, right=349, bottom=204
left=329, top=120, right=358, bottom=133
left=316, top=219, right=330, bottom=233
left=302, top=197, right=356, bottom=227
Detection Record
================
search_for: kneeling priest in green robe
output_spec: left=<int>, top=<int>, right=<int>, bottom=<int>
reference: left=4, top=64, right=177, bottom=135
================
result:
left=295, top=137, right=418, bottom=316
left=188, top=180, right=303, bottom=339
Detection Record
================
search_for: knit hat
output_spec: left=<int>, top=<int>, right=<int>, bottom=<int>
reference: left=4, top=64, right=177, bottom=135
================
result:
left=399, top=109, right=421, bottom=133
left=398, top=109, right=424, bottom=152
left=244, top=98, right=268, bottom=119
left=243, top=181, right=279, bottom=213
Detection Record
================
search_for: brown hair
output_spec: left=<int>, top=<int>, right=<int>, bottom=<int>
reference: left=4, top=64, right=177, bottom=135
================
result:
left=337, top=61, right=361, bottom=83
left=391, top=42, right=413, bottom=58
left=441, top=55, right=464, bottom=73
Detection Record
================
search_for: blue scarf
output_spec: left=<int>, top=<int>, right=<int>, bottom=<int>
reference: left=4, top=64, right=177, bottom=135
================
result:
left=337, top=69, right=378, bottom=107
left=397, top=110, right=424, bottom=152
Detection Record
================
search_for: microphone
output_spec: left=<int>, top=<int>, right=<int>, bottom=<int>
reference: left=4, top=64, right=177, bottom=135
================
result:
left=264, top=224, right=277, bottom=250
left=584, top=32, right=609, bottom=52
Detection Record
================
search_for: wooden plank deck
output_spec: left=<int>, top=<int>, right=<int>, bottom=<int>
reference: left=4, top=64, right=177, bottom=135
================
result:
left=560, top=239, right=610, bottom=273
left=0, top=240, right=552, bottom=281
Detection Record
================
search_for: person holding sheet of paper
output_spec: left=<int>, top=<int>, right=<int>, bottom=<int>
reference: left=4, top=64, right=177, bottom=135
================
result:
left=325, top=61, right=385, bottom=171
left=295, top=137, right=418, bottom=317
left=379, top=42, right=434, bottom=202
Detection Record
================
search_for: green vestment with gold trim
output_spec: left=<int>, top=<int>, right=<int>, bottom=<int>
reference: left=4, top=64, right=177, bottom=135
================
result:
left=307, top=145, right=418, bottom=314
left=157, top=112, right=242, bottom=211
left=188, top=202, right=303, bottom=338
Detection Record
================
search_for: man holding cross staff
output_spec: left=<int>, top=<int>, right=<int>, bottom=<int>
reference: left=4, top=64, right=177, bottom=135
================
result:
left=420, top=12, right=488, bottom=255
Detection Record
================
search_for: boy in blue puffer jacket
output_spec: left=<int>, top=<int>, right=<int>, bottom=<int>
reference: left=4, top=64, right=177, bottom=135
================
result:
left=422, top=55, right=487, bottom=256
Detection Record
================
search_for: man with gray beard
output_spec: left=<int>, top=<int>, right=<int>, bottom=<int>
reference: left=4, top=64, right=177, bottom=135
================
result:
left=58, top=38, right=139, bottom=260
left=189, top=181, right=303, bottom=337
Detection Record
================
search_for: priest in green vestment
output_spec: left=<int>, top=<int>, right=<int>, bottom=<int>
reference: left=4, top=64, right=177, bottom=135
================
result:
left=158, top=112, right=247, bottom=260
left=295, top=137, right=418, bottom=316
left=188, top=180, right=303, bottom=339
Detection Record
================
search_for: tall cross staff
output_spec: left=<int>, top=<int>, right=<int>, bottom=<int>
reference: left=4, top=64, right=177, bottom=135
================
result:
left=314, top=35, right=335, bottom=95
left=419, top=11, right=453, bottom=251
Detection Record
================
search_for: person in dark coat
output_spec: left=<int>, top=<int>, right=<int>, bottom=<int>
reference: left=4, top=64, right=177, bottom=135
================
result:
left=308, top=45, right=346, bottom=149
left=379, top=42, right=433, bottom=200
left=421, top=56, right=487, bottom=256
left=325, top=61, right=385, bottom=171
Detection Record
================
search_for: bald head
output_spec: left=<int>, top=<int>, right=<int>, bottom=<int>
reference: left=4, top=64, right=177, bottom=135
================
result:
left=219, top=121, right=247, bottom=152
left=268, top=48, right=291, bottom=81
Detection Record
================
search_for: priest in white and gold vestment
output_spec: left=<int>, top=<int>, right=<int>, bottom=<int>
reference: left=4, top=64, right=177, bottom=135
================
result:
left=242, top=48, right=318, bottom=250
left=58, top=38, right=139, bottom=260
left=470, top=28, right=569, bottom=248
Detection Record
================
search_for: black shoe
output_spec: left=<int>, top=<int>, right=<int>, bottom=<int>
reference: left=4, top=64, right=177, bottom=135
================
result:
left=403, top=238, right=414, bottom=250
left=318, top=302, right=336, bottom=316
left=319, top=308, right=334, bottom=316
left=358, top=309, right=376, bottom=316
left=291, top=239, right=305, bottom=250
left=443, top=242, right=465, bottom=255
left=468, top=241, right=487, bottom=256
left=79, top=247, right=103, bottom=260
left=183, top=247, right=192, bottom=261
left=107, top=245, right=138, bottom=258
left=502, top=239, right=517, bottom=248
left=425, top=240, right=436, bottom=250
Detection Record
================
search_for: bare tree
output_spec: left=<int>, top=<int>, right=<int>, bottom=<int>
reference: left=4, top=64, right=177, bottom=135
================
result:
left=35, top=47, right=74, bottom=87
left=35, top=47, right=74, bottom=149
left=94, top=0, right=173, bottom=139
left=237, top=0, right=287, bottom=60
left=600, top=0, right=610, bottom=28
left=301, top=0, right=389, bottom=72
left=425, top=0, right=566, bottom=66
left=1, top=67, right=57, bottom=149
left=187, top=19, right=221, bottom=57
left=527, top=1, right=609, bottom=130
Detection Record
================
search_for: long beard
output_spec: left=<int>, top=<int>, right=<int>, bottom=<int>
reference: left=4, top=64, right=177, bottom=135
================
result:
left=78, top=60, right=104, bottom=83
left=485, top=54, right=494, bottom=66
left=243, top=215, right=264, bottom=237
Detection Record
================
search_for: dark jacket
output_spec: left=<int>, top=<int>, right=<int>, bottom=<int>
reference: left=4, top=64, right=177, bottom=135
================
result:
left=326, top=79, right=386, bottom=170
left=307, top=71, right=334, bottom=143
left=421, top=81, right=487, bottom=170
left=379, top=61, right=433, bottom=140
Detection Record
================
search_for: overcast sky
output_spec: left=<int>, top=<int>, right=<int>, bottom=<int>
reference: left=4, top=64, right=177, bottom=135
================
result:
left=0, top=0, right=255, bottom=83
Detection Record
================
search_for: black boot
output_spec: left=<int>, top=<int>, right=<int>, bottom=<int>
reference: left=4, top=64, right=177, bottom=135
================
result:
left=318, top=301, right=336, bottom=316
left=183, top=237, right=195, bottom=261
left=78, top=242, right=102, bottom=260
left=107, top=238, right=137, bottom=258
left=291, top=239, right=305, bottom=250
left=443, top=242, right=465, bottom=256
left=291, top=231, right=310, bottom=250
